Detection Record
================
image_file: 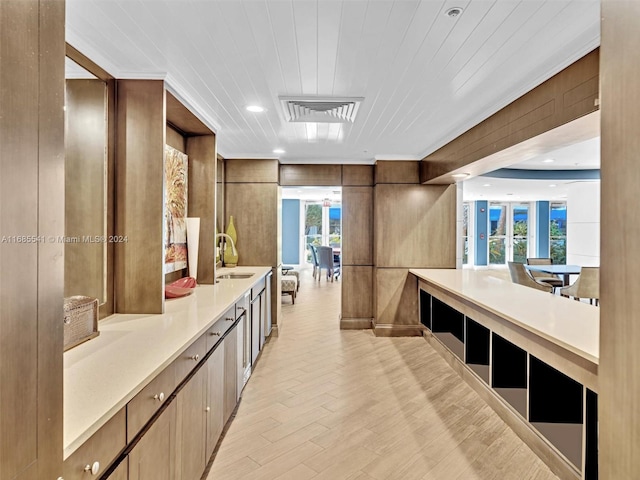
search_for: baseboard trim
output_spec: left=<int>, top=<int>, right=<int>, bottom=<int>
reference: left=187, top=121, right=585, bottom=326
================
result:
left=373, top=324, right=425, bottom=337
left=340, top=317, right=373, bottom=330
left=269, top=325, right=279, bottom=338
left=424, top=332, right=581, bottom=480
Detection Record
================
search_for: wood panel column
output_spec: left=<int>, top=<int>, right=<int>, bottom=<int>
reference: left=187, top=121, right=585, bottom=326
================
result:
left=373, top=161, right=457, bottom=336
left=115, top=80, right=165, bottom=314
left=225, top=160, right=282, bottom=334
left=0, top=0, right=65, bottom=478
left=599, top=1, right=640, bottom=477
left=187, top=135, right=217, bottom=284
left=341, top=166, right=374, bottom=329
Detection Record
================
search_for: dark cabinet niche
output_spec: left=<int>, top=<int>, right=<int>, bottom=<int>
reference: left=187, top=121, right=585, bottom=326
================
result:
left=465, top=318, right=490, bottom=384
left=585, top=389, right=598, bottom=480
left=419, top=290, right=431, bottom=330
left=529, top=356, right=584, bottom=469
left=492, top=333, right=527, bottom=417
left=431, top=297, right=464, bottom=360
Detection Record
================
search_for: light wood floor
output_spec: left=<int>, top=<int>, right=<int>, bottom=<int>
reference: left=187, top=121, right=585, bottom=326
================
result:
left=207, top=268, right=559, bottom=480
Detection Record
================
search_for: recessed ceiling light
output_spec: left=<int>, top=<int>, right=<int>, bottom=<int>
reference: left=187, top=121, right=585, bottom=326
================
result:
left=273, top=148, right=285, bottom=154
left=451, top=173, right=470, bottom=179
left=549, top=184, right=557, bottom=188
left=246, top=105, right=265, bottom=113
left=482, top=183, right=491, bottom=187
left=506, top=193, right=514, bottom=196
left=542, top=158, right=555, bottom=163
left=445, top=7, right=463, bottom=18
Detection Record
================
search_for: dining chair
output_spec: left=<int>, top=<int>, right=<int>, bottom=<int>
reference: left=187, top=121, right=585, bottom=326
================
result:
left=560, top=267, right=599, bottom=305
left=508, top=262, right=553, bottom=293
left=526, top=257, right=564, bottom=291
left=309, top=244, right=319, bottom=279
left=316, top=246, right=339, bottom=282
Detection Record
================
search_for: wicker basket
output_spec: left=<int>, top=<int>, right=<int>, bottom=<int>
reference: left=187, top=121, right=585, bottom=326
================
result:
left=64, top=296, right=99, bottom=351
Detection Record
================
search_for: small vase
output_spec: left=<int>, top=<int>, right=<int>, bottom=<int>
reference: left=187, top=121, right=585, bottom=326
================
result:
left=224, top=215, right=239, bottom=266
left=186, top=217, right=200, bottom=281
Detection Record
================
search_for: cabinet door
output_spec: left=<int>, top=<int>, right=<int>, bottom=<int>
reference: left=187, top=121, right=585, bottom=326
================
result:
left=107, top=457, right=128, bottom=480
left=177, top=365, right=207, bottom=480
left=128, top=401, right=177, bottom=480
left=259, top=291, right=266, bottom=349
left=236, top=315, right=246, bottom=397
left=224, top=325, right=238, bottom=423
left=206, top=345, right=225, bottom=459
left=251, top=298, right=261, bottom=365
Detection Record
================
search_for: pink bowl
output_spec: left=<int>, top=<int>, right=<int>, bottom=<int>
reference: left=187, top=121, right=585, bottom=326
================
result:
left=165, top=277, right=197, bottom=298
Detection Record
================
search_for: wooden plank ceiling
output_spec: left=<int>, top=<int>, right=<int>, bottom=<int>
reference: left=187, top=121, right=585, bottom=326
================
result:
left=66, top=0, right=600, bottom=164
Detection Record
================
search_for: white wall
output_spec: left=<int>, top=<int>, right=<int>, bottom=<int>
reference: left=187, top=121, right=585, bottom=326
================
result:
left=566, top=181, right=600, bottom=266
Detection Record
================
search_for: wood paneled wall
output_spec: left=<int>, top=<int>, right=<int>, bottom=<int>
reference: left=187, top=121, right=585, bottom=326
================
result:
left=374, top=184, right=457, bottom=268
left=0, top=1, right=65, bottom=478
left=373, top=161, right=457, bottom=335
left=187, top=135, right=217, bottom=284
left=341, top=177, right=374, bottom=328
left=115, top=80, right=166, bottom=314
left=225, top=159, right=282, bottom=331
left=278, top=162, right=456, bottom=333
left=600, top=2, right=640, bottom=477
left=64, top=79, right=107, bottom=303
left=280, top=164, right=342, bottom=186
left=421, top=49, right=600, bottom=183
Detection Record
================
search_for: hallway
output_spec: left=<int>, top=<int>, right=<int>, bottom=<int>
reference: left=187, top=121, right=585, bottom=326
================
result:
left=207, top=269, right=559, bottom=480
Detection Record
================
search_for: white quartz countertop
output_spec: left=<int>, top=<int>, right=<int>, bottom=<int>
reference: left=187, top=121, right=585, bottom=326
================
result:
left=410, top=269, right=599, bottom=366
left=63, top=266, right=271, bottom=459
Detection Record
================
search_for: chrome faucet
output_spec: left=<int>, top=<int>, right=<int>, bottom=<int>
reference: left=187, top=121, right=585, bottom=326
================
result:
left=215, top=233, right=237, bottom=257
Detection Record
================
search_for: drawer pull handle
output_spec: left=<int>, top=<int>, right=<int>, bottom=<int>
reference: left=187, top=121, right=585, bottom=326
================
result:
left=205, top=406, right=211, bottom=412
left=225, top=317, right=234, bottom=322
left=210, top=331, right=221, bottom=337
left=153, top=392, right=165, bottom=402
left=237, top=306, right=246, bottom=312
left=191, top=354, right=200, bottom=361
left=84, top=461, right=100, bottom=475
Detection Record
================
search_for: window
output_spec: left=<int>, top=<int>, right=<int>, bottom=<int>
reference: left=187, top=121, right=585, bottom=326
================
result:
left=550, top=202, right=567, bottom=264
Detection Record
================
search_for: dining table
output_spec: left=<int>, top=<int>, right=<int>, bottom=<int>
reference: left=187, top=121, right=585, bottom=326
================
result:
left=524, top=264, right=582, bottom=286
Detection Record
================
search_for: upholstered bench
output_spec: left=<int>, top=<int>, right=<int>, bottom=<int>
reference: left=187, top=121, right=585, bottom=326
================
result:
left=286, top=270, right=300, bottom=291
left=281, top=277, right=297, bottom=304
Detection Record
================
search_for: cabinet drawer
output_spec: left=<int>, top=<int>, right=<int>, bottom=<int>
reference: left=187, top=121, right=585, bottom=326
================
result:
left=63, top=408, right=126, bottom=480
left=127, top=362, right=176, bottom=442
left=174, top=335, right=207, bottom=385
left=251, top=277, right=265, bottom=300
left=235, top=292, right=250, bottom=320
left=206, top=306, right=235, bottom=351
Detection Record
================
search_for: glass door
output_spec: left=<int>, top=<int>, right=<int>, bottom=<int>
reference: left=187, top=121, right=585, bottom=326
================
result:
left=489, top=203, right=530, bottom=265
left=489, top=203, right=508, bottom=265
left=511, top=204, right=529, bottom=263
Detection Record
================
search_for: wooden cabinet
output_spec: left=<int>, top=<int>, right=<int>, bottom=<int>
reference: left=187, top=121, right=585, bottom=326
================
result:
left=127, top=362, right=176, bottom=442
left=206, top=344, right=225, bottom=459
left=224, top=324, right=239, bottom=422
left=175, top=335, right=206, bottom=385
left=251, top=295, right=261, bottom=366
left=63, top=408, right=126, bottom=480
left=107, top=458, right=128, bottom=480
left=177, top=365, right=207, bottom=480
left=129, top=401, right=178, bottom=480
left=66, top=282, right=266, bottom=480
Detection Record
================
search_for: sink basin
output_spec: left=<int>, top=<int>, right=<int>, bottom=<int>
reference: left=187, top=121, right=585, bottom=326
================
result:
left=216, top=273, right=254, bottom=280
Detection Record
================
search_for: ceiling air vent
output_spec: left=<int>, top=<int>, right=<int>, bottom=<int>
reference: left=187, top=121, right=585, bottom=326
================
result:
left=279, top=96, right=364, bottom=123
